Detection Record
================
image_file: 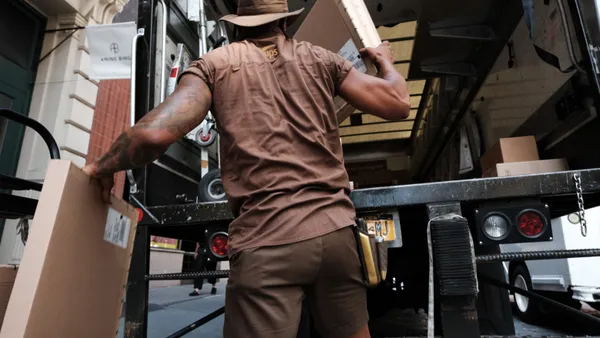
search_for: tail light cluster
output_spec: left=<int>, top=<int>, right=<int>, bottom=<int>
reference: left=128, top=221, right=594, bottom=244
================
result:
left=475, top=202, right=553, bottom=245
left=208, top=231, right=229, bottom=259
left=135, top=208, right=144, bottom=222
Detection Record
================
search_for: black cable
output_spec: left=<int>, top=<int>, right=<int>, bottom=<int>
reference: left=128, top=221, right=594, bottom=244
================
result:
left=45, top=26, right=85, bottom=33
left=37, top=28, right=80, bottom=66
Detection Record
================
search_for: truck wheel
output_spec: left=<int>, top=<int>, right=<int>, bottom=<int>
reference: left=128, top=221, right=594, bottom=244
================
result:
left=195, top=128, right=217, bottom=147
left=198, top=169, right=226, bottom=202
left=511, top=265, right=542, bottom=323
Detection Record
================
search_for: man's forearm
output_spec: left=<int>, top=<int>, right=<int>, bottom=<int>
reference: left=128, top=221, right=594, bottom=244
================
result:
left=377, top=58, right=409, bottom=101
left=91, top=129, right=168, bottom=177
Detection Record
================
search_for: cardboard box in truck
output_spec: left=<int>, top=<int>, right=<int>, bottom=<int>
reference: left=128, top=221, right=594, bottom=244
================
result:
left=494, top=158, right=569, bottom=177
left=480, top=136, right=540, bottom=177
left=0, top=160, right=138, bottom=338
left=294, top=0, right=382, bottom=123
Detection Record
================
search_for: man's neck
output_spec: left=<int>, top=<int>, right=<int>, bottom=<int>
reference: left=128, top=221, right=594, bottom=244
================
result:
left=238, top=26, right=284, bottom=41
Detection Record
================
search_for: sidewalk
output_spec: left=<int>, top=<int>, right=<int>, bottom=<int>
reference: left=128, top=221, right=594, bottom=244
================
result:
left=118, top=281, right=227, bottom=338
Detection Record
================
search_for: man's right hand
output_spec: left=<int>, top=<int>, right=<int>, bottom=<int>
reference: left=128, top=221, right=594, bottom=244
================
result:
left=339, top=41, right=411, bottom=122
left=359, top=41, right=395, bottom=68
left=83, top=163, right=115, bottom=204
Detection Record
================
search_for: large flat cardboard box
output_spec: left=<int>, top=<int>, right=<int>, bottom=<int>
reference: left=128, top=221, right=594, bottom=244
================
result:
left=494, top=159, right=569, bottom=177
left=0, top=160, right=138, bottom=338
left=295, top=0, right=381, bottom=123
left=0, top=266, right=17, bottom=330
left=480, top=136, right=540, bottom=177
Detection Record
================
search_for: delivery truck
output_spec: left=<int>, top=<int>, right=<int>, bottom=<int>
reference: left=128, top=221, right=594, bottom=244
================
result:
left=3, top=0, right=600, bottom=337
left=124, top=0, right=600, bottom=337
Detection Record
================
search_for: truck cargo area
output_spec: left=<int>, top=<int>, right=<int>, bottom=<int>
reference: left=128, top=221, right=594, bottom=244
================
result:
left=3, top=0, right=600, bottom=337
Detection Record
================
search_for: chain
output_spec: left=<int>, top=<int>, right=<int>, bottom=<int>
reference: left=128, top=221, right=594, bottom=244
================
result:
left=573, top=174, right=588, bottom=237
left=146, top=270, right=230, bottom=281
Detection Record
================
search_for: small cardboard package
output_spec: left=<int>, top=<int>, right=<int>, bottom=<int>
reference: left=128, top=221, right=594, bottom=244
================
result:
left=0, top=266, right=17, bottom=330
left=480, top=136, right=540, bottom=177
left=294, top=0, right=381, bottom=123
left=494, top=159, right=569, bottom=177
left=0, top=160, right=138, bottom=338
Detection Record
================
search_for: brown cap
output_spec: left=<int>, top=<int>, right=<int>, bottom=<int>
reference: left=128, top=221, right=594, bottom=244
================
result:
left=220, top=0, right=304, bottom=27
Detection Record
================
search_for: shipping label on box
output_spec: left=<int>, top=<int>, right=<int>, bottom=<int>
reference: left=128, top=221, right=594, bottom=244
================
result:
left=104, top=207, right=132, bottom=249
left=338, top=39, right=367, bottom=73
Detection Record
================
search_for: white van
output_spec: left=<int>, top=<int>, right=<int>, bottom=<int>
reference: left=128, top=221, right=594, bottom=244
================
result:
left=502, top=206, right=600, bottom=322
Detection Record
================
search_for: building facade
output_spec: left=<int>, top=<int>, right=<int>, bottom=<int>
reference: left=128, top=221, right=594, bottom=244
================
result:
left=0, top=0, right=131, bottom=264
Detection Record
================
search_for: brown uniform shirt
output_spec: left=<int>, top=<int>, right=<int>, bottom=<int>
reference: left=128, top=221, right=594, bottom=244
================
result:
left=180, top=28, right=356, bottom=255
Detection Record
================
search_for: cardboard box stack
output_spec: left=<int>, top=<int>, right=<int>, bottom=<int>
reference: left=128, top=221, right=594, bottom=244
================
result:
left=294, top=0, right=382, bottom=123
left=480, top=136, right=569, bottom=177
left=0, top=160, right=138, bottom=338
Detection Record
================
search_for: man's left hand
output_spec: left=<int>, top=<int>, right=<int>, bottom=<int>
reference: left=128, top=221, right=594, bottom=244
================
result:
left=82, top=164, right=115, bottom=204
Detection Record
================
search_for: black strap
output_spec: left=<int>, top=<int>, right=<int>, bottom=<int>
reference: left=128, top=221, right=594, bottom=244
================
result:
left=534, top=44, right=576, bottom=73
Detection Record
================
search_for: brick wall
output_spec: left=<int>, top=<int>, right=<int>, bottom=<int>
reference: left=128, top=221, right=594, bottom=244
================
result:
left=86, top=79, right=130, bottom=198
left=88, top=78, right=181, bottom=250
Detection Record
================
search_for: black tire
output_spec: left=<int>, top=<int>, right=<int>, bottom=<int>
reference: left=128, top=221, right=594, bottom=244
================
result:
left=195, top=128, right=217, bottom=147
left=198, top=169, right=226, bottom=202
left=511, top=264, right=543, bottom=323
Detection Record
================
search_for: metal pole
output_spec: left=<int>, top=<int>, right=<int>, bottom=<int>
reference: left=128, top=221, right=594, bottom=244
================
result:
left=157, top=0, right=168, bottom=102
left=198, top=0, right=211, bottom=177
left=199, top=0, right=207, bottom=55
left=127, top=28, right=146, bottom=194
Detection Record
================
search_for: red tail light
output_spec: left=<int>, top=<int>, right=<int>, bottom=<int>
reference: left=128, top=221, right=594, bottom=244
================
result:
left=517, top=211, right=546, bottom=237
left=210, top=232, right=228, bottom=258
left=170, top=67, right=179, bottom=78
left=135, top=208, right=144, bottom=222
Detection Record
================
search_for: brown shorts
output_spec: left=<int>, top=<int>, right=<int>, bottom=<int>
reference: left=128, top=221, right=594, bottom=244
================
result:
left=223, top=226, right=368, bottom=338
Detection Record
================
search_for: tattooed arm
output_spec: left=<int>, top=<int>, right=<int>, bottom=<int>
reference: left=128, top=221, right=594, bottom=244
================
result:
left=83, top=74, right=212, bottom=202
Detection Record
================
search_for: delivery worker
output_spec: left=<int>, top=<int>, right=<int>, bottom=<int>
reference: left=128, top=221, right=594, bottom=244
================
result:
left=82, top=0, right=411, bottom=337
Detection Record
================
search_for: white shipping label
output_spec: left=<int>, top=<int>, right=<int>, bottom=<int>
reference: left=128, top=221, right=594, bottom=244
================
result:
left=338, top=39, right=367, bottom=73
left=86, top=22, right=137, bottom=80
left=104, top=207, right=132, bottom=249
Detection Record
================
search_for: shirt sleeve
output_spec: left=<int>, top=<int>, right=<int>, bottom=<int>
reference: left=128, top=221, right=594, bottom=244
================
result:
left=329, top=52, right=355, bottom=92
left=314, top=47, right=354, bottom=96
left=177, top=57, right=215, bottom=91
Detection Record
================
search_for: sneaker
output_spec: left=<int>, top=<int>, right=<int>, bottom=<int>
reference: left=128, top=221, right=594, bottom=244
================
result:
left=189, top=290, right=200, bottom=297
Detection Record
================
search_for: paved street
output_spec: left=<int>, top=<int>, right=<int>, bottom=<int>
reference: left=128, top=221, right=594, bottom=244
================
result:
left=118, top=282, right=227, bottom=338
left=118, top=282, right=599, bottom=338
